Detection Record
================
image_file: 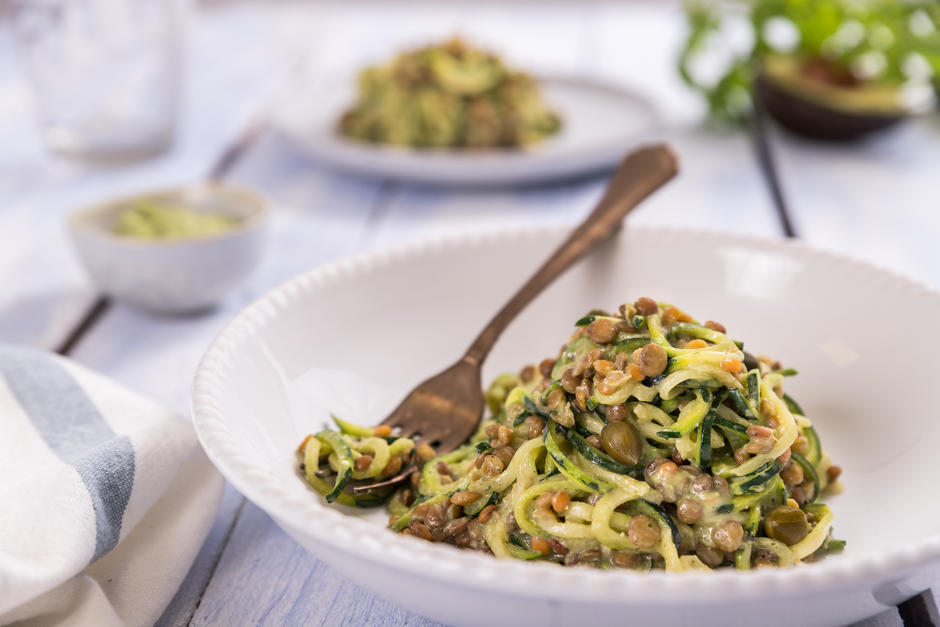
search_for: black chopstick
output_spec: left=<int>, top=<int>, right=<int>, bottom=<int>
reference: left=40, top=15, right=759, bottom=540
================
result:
left=898, top=589, right=939, bottom=627
left=207, top=117, right=268, bottom=182
left=54, top=296, right=112, bottom=356
left=55, top=117, right=268, bottom=356
left=749, top=96, right=797, bottom=239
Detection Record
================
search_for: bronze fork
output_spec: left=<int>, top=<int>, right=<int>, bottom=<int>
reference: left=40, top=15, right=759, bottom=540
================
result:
left=354, top=144, right=678, bottom=493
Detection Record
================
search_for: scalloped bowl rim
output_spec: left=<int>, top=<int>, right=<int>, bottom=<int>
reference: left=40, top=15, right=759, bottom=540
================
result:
left=191, top=224, right=940, bottom=605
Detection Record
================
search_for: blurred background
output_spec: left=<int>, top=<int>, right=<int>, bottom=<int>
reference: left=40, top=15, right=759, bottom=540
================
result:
left=2, top=0, right=939, bottom=443
left=1, top=2, right=939, bottom=622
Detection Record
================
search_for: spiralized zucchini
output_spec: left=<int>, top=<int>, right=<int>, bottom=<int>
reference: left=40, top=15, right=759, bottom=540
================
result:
left=338, top=38, right=561, bottom=148
left=298, top=298, right=843, bottom=571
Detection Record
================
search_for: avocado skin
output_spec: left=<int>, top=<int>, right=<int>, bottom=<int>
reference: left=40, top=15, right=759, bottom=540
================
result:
left=756, top=74, right=905, bottom=141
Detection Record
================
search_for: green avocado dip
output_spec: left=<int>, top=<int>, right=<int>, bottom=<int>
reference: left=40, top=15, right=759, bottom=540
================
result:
left=114, top=199, right=239, bottom=239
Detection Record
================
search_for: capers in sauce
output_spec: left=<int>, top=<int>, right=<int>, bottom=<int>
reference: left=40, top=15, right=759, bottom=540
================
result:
left=600, top=421, right=642, bottom=465
left=764, top=505, right=810, bottom=545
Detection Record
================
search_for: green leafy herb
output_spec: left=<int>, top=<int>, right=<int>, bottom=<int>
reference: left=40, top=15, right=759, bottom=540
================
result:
left=679, top=0, right=940, bottom=122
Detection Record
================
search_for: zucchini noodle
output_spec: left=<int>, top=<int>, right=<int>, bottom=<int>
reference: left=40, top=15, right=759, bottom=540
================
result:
left=484, top=516, right=517, bottom=558
left=338, top=38, right=561, bottom=149
left=297, top=298, right=844, bottom=571
left=657, top=525, right=683, bottom=571
left=591, top=488, right=645, bottom=550
left=514, top=477, right=581, bottom=537
left=790, top=506, right=835, bottom=561
left=679, top=555, right=713, bottom=570
left=349, top=437, right=390, bottom=479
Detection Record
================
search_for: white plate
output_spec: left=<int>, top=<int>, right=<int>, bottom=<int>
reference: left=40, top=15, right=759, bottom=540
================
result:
left=193, top=226, right=940, bottom=627
left=271, top=76, right=660, bottom=186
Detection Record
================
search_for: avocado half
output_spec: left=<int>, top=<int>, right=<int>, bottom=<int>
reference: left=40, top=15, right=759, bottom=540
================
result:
left=756, top=55, right=908, bottom=141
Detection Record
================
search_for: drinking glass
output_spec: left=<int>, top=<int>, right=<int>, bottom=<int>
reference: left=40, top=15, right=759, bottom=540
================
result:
left=11, top=0, right=181, bottom=161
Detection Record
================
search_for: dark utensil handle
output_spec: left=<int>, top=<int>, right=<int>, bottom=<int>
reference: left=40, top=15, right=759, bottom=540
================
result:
left=750, top=92, right=797, bottom=238
left=464, top=144, right=679, bottom=365
left=207, top=118, right=268, bottom=182
left=54, top=296, right=111, bottom=356
left=899, top=590, right=939, bottom=626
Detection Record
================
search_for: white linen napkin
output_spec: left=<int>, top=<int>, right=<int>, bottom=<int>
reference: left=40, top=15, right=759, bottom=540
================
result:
left=0, top=346, right=224, bottom=626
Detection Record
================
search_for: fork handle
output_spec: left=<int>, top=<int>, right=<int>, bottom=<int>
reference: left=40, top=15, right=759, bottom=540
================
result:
left=464, top=144, right=679, bottom=365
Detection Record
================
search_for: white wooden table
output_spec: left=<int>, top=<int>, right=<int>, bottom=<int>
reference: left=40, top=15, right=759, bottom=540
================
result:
left=2, top=3, right=938, bottom=625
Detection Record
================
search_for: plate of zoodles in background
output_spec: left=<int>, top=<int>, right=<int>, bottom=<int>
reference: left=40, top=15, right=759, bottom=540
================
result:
left=272, top=39, right=659, bottom=186
left=193, top=226, right=940, bottom=626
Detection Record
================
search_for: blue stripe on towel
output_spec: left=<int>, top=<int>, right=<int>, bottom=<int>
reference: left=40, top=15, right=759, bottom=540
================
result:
left=0, top=346, right=135, bottom=562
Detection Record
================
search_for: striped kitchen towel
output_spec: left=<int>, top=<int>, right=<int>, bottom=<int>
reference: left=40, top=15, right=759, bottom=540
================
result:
left=0, top=346, right=224, bottom=626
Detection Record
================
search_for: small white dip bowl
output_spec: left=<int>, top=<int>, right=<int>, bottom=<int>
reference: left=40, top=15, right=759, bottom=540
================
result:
left=68, top=182, right=268, bottom=314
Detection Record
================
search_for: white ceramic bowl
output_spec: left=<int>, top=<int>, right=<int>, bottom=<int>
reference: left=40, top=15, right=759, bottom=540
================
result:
left=68, top=183, right=268, bottom=314
left=192, top=226, right=940, bottom=627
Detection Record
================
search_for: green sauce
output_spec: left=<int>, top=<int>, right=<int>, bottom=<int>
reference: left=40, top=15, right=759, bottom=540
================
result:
left=114, top=199, right=239, bottom=239
left=339, top=38, right=561, bottom=149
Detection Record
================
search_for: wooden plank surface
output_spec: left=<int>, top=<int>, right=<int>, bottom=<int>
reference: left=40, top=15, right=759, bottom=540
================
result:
left=769, top=118, right=940, bottom=288
left=68, top=130, right=391, bottom=625
left=156, top=484, right=246, bottom=627
left=177, top=4, right=793, bottom=624
left=1, top=2, right=936, bottom=626
left=189, top=501, right=437, bottom=627
left=0, top=4, right=292, bottom=351
left=67, top=132, right=388, bottom=414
